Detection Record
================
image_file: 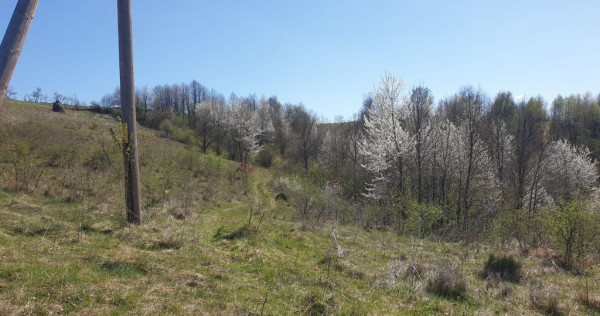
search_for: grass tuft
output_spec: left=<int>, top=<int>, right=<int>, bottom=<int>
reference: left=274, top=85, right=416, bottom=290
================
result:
left=576, top=291, right=600, bottom=312
left=149, top=239, right=183, bottom=250
left=214, top=226, right=249, bottom=241
left=100, top=260, right=149, bottom=275
left=530, top=283, right=563, bottom=316
left=426, top=259, right=468, bottom=300
left=301, top=292, right=328, bottom=316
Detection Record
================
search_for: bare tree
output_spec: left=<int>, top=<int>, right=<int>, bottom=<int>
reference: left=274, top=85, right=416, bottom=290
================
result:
left=5, top=86, right=17, bottom=100
left=190, top=80, right=206, bottom=105
left=513, top=97, right=547, bottom=210
left=31, top=87, right=43, bottom=102
left=268, top=97, right=290, bottom=155
left=136, top=86, right=151, bottom=120
left=288, top=105, right=321, bottom=171
left=407, top=86, right=433, bottom=203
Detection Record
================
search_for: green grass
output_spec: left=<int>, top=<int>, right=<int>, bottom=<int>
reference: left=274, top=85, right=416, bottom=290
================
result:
left=0, top=100, right=598, bottom=315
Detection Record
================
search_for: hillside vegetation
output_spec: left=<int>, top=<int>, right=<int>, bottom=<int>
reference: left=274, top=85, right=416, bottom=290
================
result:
left=0, top=100, right=599, bottom=315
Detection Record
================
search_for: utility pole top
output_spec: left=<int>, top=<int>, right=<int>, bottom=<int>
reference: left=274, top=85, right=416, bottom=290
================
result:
left=0, top=0, right=40, bottom=107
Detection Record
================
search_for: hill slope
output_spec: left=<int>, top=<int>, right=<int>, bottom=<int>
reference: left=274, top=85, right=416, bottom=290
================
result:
left=0, top=100, right=598, bottom=315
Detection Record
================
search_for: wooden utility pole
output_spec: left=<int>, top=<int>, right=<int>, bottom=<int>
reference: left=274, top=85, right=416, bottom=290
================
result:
left=0, top=0, right=40, bottom=107
left=117, top=0, right=142, bottom=224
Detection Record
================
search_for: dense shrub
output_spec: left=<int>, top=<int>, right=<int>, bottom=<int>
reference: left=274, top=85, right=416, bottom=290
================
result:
left=541, top=201, right=599, bottom=264
left=482, top=254, right=521, bottom=283
left=156, top=118, right=195, bottom=145
left=492, top=209, right=541, bottom=251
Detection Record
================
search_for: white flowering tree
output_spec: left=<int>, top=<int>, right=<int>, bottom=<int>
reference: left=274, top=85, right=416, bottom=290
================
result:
left=257, top=97, right=275, bottom=143
left=227, top=100, right=263, bottom=161
left=433, top=87, right=500, bottom=232
left=543, top=139, right=597, bottom=201
left=194, top=98, right=229, bottom=153
left=360, top=73, right=413, bottom=199
left=522, top=139, right=597, bottom=213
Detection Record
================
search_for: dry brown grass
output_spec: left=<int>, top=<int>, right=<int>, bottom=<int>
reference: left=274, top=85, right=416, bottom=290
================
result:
left=530, top=283, right=563, bottom=315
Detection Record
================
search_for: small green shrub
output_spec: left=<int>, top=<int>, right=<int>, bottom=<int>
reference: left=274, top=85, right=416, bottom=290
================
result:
left=492, top=209, right=539, bottom=251
left=541, top=200, right=599, bottom=264
left=158, top=119, right=196, bottom=144
left=482, top=254, right=522, bottom=283
left=203, top=151, right=226, bottom=179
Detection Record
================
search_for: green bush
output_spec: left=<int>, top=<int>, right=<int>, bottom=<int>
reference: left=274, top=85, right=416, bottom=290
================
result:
left=492, top=209, right=541, bottom=251
left=405, top=201, right=442, bottom=238
left=159, top=119, right=176, bottom=137
left=541, top=200, right=599, bottom=264
left=203, top=151, right=225, bottom=179
left=482, top=254, right=521, bottom=283
left=158, top=119, right=195, bottom=144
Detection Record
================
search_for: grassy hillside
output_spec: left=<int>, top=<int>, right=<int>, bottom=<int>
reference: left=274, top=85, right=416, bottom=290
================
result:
left=0, top=100, right=598, bottom=315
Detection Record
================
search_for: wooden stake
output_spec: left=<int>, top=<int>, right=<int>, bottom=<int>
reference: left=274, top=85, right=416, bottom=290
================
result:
left=0, top=0, right=40, bottom=107
left=117, top=0, right=142, bottom=224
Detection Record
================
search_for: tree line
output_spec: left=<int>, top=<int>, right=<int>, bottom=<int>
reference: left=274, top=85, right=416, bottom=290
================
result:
left=95, top=75, right=600, bottom=262
left=95, top=80, right=323, bottom=169
left=357, top=75, right=598, bottom=246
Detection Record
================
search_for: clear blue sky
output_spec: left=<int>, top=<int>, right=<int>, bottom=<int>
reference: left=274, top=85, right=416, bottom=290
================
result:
left=1, top=0, right=599, bottom=120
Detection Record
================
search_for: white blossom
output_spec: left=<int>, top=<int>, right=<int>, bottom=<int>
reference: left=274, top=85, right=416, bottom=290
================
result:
left=227, top=100, right=264, bottom=155
left=543, top=139, right=597, bottom=201
left=360, top=74, right=413, bottom=198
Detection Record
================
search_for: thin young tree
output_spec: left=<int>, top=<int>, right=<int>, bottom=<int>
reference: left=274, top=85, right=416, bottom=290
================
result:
left=407, top=86, right=433, bottom=203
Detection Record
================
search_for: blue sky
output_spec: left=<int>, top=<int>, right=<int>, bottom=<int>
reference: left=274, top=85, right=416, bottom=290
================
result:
left=1, top=0, right=599, bottom=120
